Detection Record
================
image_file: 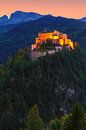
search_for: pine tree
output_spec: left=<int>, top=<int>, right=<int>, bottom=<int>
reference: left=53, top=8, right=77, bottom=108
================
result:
left=24, top=105, right=44, bottom=130
left=82, top=113, right=86, bottom=130
left=70, top=102, right=85, bottom=130
left=61, top=102, right=85, bottom=130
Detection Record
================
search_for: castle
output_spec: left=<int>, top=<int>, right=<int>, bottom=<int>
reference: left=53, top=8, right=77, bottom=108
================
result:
left=31, top=30, right=75, bottom=51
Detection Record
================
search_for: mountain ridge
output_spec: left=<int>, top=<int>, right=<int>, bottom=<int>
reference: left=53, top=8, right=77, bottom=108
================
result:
left=0, top=11, right=42, bottom=25
left=0, top=11, right=86, bottom=26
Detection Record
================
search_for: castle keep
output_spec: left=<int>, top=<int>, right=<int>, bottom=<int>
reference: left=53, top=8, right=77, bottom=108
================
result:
left=32, top=30, right=74, bottom=51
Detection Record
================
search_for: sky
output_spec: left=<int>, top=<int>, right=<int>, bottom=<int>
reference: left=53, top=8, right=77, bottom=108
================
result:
left=0, top=0, right=86, bottom=18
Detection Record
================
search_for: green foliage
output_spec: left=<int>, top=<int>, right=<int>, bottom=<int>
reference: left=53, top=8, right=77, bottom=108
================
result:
left=82, top=114, right=86, bottom=130
left=61, top=102, right=85, bottom=130
left=24, top=105, right=44, bottom=130
left=23, top=104, right=86, bottom=130
left=0, top=47, right=85, bottom=130
left=1, top=110, right=18, bottom=130
left=61, top=114, right=71, bottom=130
left=70, top=102, right=85, bottom=130
left=49, top=118, right=61, bottom=130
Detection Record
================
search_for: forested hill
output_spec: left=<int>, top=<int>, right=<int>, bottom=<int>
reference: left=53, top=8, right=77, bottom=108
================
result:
left=0, top=47, right=86, bottom=130
left=0, top=15, right=86, bottom=63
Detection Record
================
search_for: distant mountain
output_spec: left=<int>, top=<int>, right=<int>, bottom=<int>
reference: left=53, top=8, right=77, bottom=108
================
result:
left=0, top=15, right=8, bottom=25
left=0, top=24, right=19, bottom=34
left=76, top=29, right=86, bottom=49
left=0, top=11, right=42, bottom=26
left=0, top=15, right=86, bottom=63
left=8, top=11, right=42, bottom=24
left=80, top=17, right=86, bottom=22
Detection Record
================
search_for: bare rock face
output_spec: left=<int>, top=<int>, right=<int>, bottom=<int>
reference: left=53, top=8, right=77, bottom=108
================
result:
left=67, top=88, right=75, bottom=97
left=53, top=84, right=76, bottom=116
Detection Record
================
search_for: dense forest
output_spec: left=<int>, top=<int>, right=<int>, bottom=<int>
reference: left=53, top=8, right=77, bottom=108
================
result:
left=0, top=47, right=86, bottom=130
left=22, top=103, right=86, bottom=130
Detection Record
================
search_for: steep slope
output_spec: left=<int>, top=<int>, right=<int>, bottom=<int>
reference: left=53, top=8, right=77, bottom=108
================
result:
left=0, top=15, right=86, bottom=63
left=8, top=11, right=42, bottom=24
left=0, top=11, right=42, bottom=26
left=0, top=48, right=86, bottom=130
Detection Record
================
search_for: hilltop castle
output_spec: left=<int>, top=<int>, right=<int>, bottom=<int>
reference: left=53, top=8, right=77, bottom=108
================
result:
left=31, top=30, right=75, bottom=51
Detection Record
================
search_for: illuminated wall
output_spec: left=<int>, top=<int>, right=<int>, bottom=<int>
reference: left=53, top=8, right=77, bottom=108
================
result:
left=32, top=30, right=74, bottom=50
left=38, top=32, right=53, bottom=41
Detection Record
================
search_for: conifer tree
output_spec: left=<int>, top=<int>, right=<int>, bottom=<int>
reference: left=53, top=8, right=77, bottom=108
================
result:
left=24, top=105, right=44, bottom=130
left=61, top=102, right=85, bottom=130
left=70, top=102, right=85, bottom=130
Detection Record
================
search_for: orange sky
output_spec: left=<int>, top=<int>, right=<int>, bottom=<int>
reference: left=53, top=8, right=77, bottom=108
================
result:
left=0, top=0, right=86, bottom=18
